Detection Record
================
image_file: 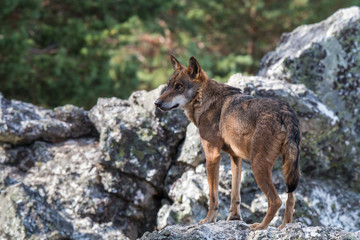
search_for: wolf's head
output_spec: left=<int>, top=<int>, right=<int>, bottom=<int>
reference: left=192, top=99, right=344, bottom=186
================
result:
left=154, top=56, right=206, bottom=111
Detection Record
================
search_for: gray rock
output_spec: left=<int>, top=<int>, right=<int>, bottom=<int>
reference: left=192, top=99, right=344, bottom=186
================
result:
left=0, top=141, right=54, bottom=171
left=0, top=93, right=94, bottom=144
left=0, top=138, right=132, bottom=240
left=141, top=221, right=360, bottom=240
left=259, top=6, right=360, bottom=80
left=87, top=85, right=189, bottom=238
left=176, top=123, right=205, bottom=167
left=163, top=163, right=191, bottom=194
left=162, top=122, right=204, bottom=194
left=0, top=84, right=190, bottom=240
left=0, top=165, right=24, bottom=192
left=258, top=6, right=360, bottom=190
left=0, top=182, right=74, bottom=239
left=248, top=178, right=360, bottom=232
left=88, top=85, right=189, bottom=188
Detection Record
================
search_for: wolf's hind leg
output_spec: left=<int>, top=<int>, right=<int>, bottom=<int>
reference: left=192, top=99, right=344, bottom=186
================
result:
left=249, top=156, right=282, bottom=231
left=227, top=155, right=242, bottom=221
left=278, top=192, right=295, bottom=230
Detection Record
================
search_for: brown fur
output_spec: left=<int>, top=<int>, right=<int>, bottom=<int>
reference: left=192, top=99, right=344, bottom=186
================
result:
left=154, top=56, right=301, bottom=230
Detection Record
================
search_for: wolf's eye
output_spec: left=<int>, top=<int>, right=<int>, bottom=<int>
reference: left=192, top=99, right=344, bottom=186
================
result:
left=175, top=83, right=183, bottom=90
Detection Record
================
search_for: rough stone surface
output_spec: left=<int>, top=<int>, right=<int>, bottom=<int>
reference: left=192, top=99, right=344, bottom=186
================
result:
left=88, top=86, right=188, bottom=188
left=0, top=93, right=94, bottom=144
left=259, top=6, right=360, bottom=190
left=0, top=138, right=131, bottom=239
left=141, top=221, right=360, bottom=240
left=0, top=84, right=189, bottom=240
left=176, top=123, right=205, bottom=167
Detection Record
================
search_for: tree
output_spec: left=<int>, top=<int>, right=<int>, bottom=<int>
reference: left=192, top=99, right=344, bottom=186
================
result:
left=0, top=0, right=358, bottom=108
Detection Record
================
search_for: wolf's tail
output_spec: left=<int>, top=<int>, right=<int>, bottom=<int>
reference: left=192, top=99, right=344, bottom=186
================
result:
left=281, top=110, right=301, bottom=193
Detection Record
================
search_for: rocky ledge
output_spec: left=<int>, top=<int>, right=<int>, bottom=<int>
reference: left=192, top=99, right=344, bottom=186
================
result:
left=141, top=221, right=360, bottom=240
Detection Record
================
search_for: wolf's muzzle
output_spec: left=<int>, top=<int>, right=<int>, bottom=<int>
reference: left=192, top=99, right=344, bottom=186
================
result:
left=154, top=99, right=179, bottom=111
left=154, top=99, right=163, bottom=108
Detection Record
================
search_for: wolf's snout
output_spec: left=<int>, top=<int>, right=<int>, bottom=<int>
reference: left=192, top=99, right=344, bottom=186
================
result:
left=154, top=99, right=163, bottom=108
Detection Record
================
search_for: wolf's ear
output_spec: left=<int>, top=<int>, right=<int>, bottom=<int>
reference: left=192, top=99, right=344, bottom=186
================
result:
left=188, top=56, right=202, bottom=79
left=170, top=55, right=184, bottom=71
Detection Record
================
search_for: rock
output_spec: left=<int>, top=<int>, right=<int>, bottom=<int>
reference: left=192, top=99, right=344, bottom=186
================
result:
left=0, top=165, right=24, bottom=191
left=248, top=177, right=360, bottom=232
left=176, top=123, right=205, bottom=167
left=87, top=85, right=189, bottom=238
left=162, top=123, right=204, bottom=193
left=0, top=182, right=74, bottom=239
left=0, top=93, right=94, bottom=144
left=296, top=179, right=360, bottom=231
left=0, top=141, right=54, bottom=171
left=258, top=6, right=360, bottom=190
left=88, top=85, right=189, bottom=188
left=163, top=163, right=191, bottom=194
left=0, top=138, right=132, bottom=240
left=141, top=221, right=360, bottom=240
left=143, top=221, right=251, bottom=240
left=227, top=74, right=339, bottom=128
left=0, top=84, right=190, bottom=239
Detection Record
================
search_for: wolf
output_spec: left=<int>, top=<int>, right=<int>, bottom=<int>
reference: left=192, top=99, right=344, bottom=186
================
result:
left=154, top=56, right=301, bottom=230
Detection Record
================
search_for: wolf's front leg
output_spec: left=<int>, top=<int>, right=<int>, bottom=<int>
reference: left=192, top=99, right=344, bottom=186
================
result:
left=227, top=155, right=242, bottom=221
left=199, top=139, right=221, bottom=223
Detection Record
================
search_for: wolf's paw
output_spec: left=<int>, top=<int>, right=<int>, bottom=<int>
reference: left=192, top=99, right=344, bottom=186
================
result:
left=249, top=222, right=268, bottom=231
left=277, top=223, right=286, bottom=230
left=199, top=213, right=217, bottom=224
left=226, top=212, right=242, bottom=221
left=200, top=207, right=218, bottom=224
left=199, top=217, right=216, bottom=224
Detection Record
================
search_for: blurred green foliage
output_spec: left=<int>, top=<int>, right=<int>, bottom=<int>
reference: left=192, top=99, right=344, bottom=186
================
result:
left=0, top=0, right=358, bottom=108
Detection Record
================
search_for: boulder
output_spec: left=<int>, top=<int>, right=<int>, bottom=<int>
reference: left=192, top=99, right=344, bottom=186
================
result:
left=0, top=182, right=74, bottom=239
left=0, top=93, right=94, bottom=144
left=176, top=123, right=205, bottom=167
left=0, top=138, right=137, bottom=240
left=87, top=85, right=189, bottom=237
left=0, top=84, right=189, bottom=239
left=88, top=86, right=188, bottom=188
left=258, top=6, right=360, bottom=190
left=141, top=221, right=360, bottom=240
